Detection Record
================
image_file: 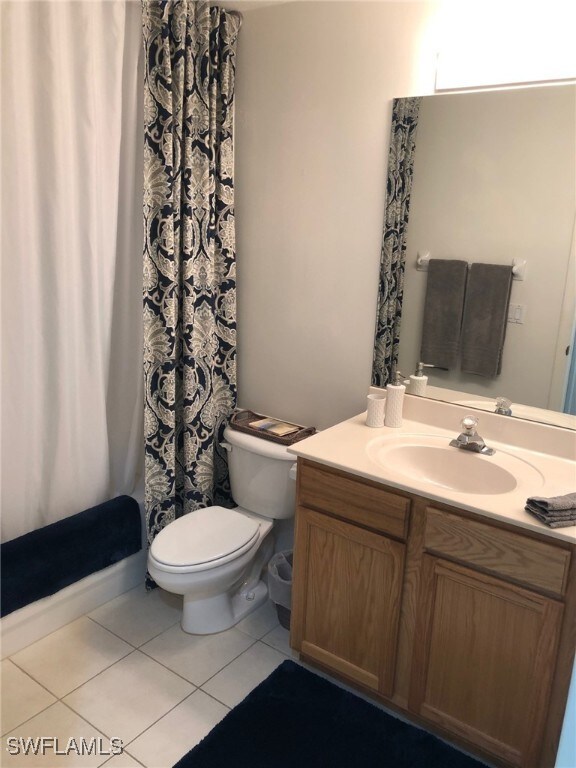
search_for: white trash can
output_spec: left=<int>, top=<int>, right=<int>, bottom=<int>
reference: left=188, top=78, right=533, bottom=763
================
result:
left=267, top=550, right=293, bottom=629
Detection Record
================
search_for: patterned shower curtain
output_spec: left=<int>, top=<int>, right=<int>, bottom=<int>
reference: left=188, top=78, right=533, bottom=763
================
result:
left=142, top=1, right=241, bottom=559
left=372, top=97, right=422, bottom=387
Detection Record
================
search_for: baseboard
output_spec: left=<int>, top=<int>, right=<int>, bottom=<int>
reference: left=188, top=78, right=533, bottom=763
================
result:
left=1, top=548, right=147, bottom=658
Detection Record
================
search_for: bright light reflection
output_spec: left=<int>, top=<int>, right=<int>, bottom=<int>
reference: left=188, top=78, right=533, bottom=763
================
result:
left=433, top=0, right=576, bottom=90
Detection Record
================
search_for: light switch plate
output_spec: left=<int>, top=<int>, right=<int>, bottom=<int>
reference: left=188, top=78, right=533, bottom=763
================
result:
left=508, top=304, right=526, bottom=324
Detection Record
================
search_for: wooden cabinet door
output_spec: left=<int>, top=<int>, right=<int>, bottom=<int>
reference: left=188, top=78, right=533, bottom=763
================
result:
left=410, top=555, right=564, bottom=767
left=291, top=506, right=405, bottom=697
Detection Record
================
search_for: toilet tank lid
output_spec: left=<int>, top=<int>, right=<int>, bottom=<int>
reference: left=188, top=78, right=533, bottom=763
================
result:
left=150, top=506, right=260, bottom=567
left=223, top=426, right=296, bottom=461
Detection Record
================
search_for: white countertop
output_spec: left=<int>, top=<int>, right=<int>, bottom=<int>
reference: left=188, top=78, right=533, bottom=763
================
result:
left=288, top=397, right=576, bottom=544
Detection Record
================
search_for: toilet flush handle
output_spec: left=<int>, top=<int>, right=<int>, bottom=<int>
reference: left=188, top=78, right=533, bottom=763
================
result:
left=221, top=441, right=232, bottom=452
left=289, top=462, right=297, bottom=481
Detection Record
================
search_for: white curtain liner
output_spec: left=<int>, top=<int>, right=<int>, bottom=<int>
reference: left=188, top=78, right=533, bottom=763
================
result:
left=1, top=0, right=144, bottom=542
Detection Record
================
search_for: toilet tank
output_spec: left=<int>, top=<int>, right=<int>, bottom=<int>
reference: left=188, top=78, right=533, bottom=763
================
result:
left=223, top=426, right=296, bottom=519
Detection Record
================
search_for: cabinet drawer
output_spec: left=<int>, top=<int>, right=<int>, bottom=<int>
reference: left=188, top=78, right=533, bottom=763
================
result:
left=424, top=507, right=571, bottom=597
left=298, top=460, right=409, bottom=540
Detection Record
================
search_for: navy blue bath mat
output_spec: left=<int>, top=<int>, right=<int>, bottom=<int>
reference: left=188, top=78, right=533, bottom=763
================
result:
left=1, top=495, right=141, bottom=617
left=174, top=660, right=485, bottom=768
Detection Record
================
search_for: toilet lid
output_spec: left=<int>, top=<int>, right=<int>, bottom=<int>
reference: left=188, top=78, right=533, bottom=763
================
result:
left=150, top=506, right=260, bottom=568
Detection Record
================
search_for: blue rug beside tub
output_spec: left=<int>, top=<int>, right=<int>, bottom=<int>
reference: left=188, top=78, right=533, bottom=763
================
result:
left=174, top=660, right=485, bottom=768
left=1, top=495, right=141, bottom=617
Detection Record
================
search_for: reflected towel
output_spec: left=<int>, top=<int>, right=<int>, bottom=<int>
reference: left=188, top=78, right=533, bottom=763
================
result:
left=461, top=263, right=513, bottom=378
left=420, top=259, right=468, bottom=369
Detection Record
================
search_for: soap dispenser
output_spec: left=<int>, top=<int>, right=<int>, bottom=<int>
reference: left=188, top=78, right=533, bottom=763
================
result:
left=408, top=361, right=428, bottom=397
left=384, top=370, right=406, bottom=428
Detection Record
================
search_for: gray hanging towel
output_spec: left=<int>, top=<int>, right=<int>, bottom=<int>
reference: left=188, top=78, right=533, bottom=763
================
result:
left=420, top=259, right=468, bottom=369
left=461, top=263, right=513, bottom=377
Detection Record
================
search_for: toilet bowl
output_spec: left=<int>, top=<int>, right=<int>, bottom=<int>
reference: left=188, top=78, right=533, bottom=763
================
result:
left=148, top=425, right=296, bottom=634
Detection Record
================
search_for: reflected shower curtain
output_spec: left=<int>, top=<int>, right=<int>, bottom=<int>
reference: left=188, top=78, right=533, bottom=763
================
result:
left=142, top=1, right=240, bottom=558
left=372, top=97, right=422, bottom=387
left=1, top=1, right=144, bottom=542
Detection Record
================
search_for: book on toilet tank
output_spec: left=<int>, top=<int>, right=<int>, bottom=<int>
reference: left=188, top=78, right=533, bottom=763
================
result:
left=249, top=418, right=301, bottom=437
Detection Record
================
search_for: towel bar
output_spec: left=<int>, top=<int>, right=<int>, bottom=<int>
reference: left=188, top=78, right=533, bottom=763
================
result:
left=416, top=253, right=526, bottom=281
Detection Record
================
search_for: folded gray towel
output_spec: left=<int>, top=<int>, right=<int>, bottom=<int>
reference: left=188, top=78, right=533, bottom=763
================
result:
left=526, top=492, right=576, bottom=512
left=525, top=504, right=576, bottom=521
left=525, top=492, right=576, bottom=528
left=525, top=506, right=576, bottom=528
left=420, top=259, right=468, bottom=370
left=460, top=263, right=513, bottom=378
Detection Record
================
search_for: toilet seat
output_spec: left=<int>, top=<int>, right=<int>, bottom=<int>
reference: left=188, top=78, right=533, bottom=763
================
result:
left=150, top=506, right=261, bottom=573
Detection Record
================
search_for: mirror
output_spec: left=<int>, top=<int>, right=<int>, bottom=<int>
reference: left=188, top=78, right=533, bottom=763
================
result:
left=377, top=83, right=576, bottom=429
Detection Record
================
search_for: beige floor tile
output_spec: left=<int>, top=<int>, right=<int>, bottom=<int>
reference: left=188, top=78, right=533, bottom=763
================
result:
left=140, top=624, right=253, bottom=686
left=1, top=660, right=56, bottom=736
left=63, top=651, right=193, bottom=744
left=98, top=751, right=143, bottom=767
left=201, top=641, right=287, bottom=708
left=234, top=599, right=279, bottom=640
left=89, top=586, right=181, bottom=648
left=2, top=702, right=111, bottom=768
left=127, top=690, right=229, bottom=768
left=260, top=624, right=295, bottom=657
left=10, top=618, right=133, bottom=698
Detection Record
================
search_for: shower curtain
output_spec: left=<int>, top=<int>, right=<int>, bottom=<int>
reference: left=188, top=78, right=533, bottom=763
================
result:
left=372, top=97, right=422, bottom=387
left=142, top=1, right=240, bottom=556
left=1, top=1, right=144, bottom=542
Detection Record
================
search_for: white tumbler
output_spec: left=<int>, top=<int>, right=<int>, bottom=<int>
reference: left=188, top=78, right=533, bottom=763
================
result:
left=366, top=393, right=386, bottom=427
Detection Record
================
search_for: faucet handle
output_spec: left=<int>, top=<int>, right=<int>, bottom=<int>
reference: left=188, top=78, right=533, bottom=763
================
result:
left=461, top=415, right=479, bottom=434
left=495, top=397, right=512, bottom=415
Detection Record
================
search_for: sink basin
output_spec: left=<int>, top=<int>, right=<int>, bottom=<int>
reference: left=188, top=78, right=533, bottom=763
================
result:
left=366, top=434, right=544, bottom=496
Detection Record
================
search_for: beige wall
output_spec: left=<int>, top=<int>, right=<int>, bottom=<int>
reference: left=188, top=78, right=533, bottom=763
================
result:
left=232, top=1, right=576, bottom=429
left=233, top=1, right=438, bottom=430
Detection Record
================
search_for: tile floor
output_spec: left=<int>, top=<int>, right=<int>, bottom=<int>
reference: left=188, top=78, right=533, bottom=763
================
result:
left=1, top=586, right=294, bottom=768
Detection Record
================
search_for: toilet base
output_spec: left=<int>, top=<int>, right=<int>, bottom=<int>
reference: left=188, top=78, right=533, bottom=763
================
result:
left=181, top=579, right=269, bottom=634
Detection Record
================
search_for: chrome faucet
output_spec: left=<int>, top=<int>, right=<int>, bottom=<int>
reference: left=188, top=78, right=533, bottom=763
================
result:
left=450, top=416, right=495, bottom=455
left=495, top=397, right=512, bottom=416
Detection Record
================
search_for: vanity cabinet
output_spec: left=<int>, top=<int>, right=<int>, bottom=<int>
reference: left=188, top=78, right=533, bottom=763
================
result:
left=291, top=459, right=576, bottom=768
left=291, top=460, right=409, bottom=696
left=411, top=555, right=563, bottom=766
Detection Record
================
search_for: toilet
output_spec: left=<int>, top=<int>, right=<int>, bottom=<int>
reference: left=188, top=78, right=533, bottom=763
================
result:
left=148, top=425, right=297, bottom=634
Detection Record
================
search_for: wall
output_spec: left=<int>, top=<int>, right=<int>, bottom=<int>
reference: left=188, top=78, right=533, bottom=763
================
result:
left=398, top=85, right=575, bottom=409
left=232, top=3, right=575, bottom=764
left=233, top=1, right=439, bottom=430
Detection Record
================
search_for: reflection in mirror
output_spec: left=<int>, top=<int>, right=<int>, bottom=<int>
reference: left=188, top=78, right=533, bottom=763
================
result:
left=373, top=84, right=576, bottom=430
